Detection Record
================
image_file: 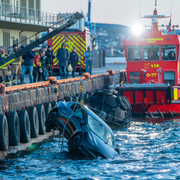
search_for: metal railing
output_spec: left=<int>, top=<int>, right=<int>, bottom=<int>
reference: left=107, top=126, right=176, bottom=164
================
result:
left=0, top=2, right=59, bottom=27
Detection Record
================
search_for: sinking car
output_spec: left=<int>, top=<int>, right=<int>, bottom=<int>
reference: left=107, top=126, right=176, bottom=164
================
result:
left=45, top=102, right=118, bottom=159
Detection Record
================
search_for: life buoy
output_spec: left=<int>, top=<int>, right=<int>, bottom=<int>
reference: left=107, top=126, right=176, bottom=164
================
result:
left=146, top=80, right=158, bottom=84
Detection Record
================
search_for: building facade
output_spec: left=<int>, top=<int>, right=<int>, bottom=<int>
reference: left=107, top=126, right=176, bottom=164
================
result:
left=0, top=0, right=58, bottom=49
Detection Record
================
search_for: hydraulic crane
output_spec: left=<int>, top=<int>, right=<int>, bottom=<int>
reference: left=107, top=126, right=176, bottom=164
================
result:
left=0, top=12, right=83, bottom=69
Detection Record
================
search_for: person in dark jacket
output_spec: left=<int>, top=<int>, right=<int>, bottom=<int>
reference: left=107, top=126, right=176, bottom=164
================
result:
left=20, top=50, right=36, bottom=84
left=67, top=47, right=79, bottom=78
left=56, top=42, right=70, bottom=79
left=45, top=45, right=55, bottom=76
left=38, top=50, right=46, bottom=82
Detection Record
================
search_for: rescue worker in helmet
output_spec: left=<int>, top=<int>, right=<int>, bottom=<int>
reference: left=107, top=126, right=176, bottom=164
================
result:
left=45, top=45, right=55, bottom=76
left=56, top=42, right=70, bottom=79
left=11, top=44, right=24, bottom=85
left=0, top=48, right=11, bottom=86
left=38, top=50, right=46, bottom=81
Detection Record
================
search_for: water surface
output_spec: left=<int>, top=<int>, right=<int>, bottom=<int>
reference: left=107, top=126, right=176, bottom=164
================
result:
left=1, top=118, right=180, bottom=179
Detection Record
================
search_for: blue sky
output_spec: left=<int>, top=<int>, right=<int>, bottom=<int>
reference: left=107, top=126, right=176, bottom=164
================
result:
left=42, top=0, right=179, bottom=27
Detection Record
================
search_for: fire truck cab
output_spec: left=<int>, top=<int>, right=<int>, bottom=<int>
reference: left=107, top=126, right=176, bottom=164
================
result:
left=47, top=28, right=95, bottom=75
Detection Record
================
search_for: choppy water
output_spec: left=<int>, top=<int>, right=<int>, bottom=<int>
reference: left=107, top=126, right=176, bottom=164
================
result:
left=1, top=118, right=180, bottom=180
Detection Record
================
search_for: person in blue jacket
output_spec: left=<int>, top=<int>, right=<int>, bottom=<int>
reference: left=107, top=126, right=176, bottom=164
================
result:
left=20, top=50, right=36, bottom=84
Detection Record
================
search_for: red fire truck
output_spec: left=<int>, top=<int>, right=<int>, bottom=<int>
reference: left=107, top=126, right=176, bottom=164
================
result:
left=47, top=28, right=95, bottom=75
left=117, top=1, right=180, bottom=117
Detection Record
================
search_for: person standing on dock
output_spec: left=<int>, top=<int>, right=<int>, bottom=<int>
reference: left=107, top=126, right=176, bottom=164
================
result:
left=45, top=45, right=55, bottom=77
left=33, top=50, right=40, bottom=82
left=68, top=47, right=79, bottom=78
left=0, top=48, right=11, bottom=86
left=56, top=42, right=70, bottom=79
left=11, top=44, right=24, bottom=85
left=83, top=46, right=94, bottom=75
left=38, top=50, right=46, bottom=81
left=20, top=49, right=36, bottom=84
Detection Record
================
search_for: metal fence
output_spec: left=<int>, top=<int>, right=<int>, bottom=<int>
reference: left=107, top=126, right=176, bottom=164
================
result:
left=92, top=50, right=106, bottom=68
left=0, top=2, right=59, bottom=27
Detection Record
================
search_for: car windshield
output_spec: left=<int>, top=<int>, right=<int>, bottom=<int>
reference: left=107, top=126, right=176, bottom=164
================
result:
left=87, top=115, right=115, bottom=148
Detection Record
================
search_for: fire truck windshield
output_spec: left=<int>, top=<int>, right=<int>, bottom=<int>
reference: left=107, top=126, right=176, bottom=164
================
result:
left=161, top=45, right=176, bottom=61
left=128, top=46, right=142, bottom=61
left=144, top=45, right=159, bottom=61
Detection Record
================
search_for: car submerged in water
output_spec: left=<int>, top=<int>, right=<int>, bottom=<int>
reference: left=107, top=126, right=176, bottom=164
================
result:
left=45, top=102, right=118, bottom=159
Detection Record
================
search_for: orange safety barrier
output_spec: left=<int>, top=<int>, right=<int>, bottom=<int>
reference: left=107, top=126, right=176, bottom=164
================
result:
left=4, top=70, right=116, bottom=92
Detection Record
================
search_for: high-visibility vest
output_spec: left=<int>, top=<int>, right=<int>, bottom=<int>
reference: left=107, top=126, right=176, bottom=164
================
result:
left=11, top=50, right=23, bottom=65
left=34, top=54, right=41, bottom=67
left=1, top=54, right=9, bottom=70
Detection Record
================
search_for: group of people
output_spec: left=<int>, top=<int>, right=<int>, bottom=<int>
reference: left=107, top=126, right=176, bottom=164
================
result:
left=56, top=43, right=94, bottom=79
left=0, top=43, right=94, bottom=86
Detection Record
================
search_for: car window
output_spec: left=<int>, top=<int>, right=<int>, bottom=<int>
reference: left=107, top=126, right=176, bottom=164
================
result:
left=87, top=115, right=115, bottom=148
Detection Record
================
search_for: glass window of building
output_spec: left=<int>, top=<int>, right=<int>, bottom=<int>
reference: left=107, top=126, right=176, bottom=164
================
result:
left=144, top=45, right=159, bottom=61
left=161, top=45, right=176, bottom=60
left=128, top=46, right=142, bottom=61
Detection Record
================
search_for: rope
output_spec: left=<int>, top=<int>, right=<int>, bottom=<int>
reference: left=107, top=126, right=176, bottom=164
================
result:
left=57, top=83, right=64, bottom=100
left=48, top=84, right=55, bottom=102
left=91, top=78, right=96, bottom=92
left=65, top=82, right=71, bottom=97
left=9, top=92, right=19, bottom=111
left=96, top=78, right=100, bottom=90
left=69, top=81, right=76, bottom=97
left=43, top=86, right=50, bottom=102
left=82, top=80, right=86, bottom=95
left=57, top=83, right=66, bottom=99
left=87, top=80, right=91, bottom=92
left=25, top=88, right=35, bottom=106
left=18, top=89, right=28, bottom=108
left=35, top=87, right=44, bottom=104
left=61, top=79, right=83, bottom=152
left=0, top=95, right=8, bottom=113
left=89, top=105, right=131, bottom=123
left=8, top=93, right=14, bottom=111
